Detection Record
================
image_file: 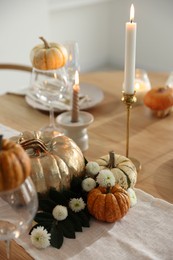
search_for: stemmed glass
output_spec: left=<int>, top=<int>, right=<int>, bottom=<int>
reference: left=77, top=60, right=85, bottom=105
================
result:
left=0, top=177, right=38, bottom=259
left=30, top=67, right=68, bottom=135
left=165, top=71, right=173, bottom=88
left=64, top=41, right=80, bottom=105
left=134, top=68, right=151, bottom=104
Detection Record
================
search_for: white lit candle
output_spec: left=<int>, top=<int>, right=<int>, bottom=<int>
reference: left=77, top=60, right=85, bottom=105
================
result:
left=71, top=70, right=80, bottom=122
left=123, top=4, right=137, bottom=94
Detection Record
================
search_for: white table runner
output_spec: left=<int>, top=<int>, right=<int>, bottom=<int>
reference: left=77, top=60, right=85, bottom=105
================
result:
left=16, top=189, right=173, bottom=260
left=0, top=124, right=173, bottom=260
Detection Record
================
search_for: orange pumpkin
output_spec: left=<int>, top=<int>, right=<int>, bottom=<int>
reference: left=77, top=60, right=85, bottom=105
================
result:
left=0, top=136, right=31, bottom=191
left=87, top=184, right=130, bottom=223
left=144, top=87, right=173, bottom=117
left=30, top=37, right=68, bottom=70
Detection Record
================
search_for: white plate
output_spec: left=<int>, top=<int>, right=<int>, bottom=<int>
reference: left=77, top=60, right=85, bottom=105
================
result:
left=25, top=83, right=104, bottom=112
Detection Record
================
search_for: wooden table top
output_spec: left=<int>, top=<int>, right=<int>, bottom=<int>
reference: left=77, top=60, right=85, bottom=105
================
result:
left=0, top=70, right=172, bottom=259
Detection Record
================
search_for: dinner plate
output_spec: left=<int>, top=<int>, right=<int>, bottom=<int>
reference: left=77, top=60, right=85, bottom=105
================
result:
left=25, top=82, right=104, bottom=112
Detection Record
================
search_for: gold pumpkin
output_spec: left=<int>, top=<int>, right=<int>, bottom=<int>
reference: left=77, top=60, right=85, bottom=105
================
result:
left=30, top=37, right=68, bottom=70
left=95, top=151, right=137, bottom=190
left=10, top=131, right=85, bottom=194
left=0, top=136, right=31, bottom=191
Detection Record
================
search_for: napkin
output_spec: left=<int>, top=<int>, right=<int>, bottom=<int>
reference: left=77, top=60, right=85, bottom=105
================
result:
left=0, top=123, right=20, bottom=138
left=6, top=88, right=28, bottom=96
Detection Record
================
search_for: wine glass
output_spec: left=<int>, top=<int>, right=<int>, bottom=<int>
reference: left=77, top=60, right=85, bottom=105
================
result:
left=0, top=176, right=38, bottom=259
left=165, top=71, right=173, bottom=88
left=30, top=67, right=68, bottom=135
left=64, top=41, right=80, bottom=105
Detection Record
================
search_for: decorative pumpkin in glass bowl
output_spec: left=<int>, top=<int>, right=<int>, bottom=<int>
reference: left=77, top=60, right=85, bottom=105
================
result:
left=10, top=131, right=85, bottom=194
left=30, top=36, right=68, bottom=70
left=143, top=86, right=173, bottom=118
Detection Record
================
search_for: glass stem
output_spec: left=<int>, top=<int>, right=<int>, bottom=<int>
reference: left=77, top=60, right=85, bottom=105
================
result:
left=5, top=240, right=11, bottom=259
left=49, top=105, right=55, bottom=129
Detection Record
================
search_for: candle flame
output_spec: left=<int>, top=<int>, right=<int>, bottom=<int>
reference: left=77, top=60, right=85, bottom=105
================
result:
left=75, top=70, right=79, bottom=85
left=69, top=53, right=73, bottom=62
left=130, top=4, right=135, bottom=22
left=135, top=82, right=140, bottom=90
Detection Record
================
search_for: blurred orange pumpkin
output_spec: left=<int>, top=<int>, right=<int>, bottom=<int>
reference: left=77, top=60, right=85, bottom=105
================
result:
left=144, top=87, right=173, bottom=118
left=0, top=136, right=31, bottom=191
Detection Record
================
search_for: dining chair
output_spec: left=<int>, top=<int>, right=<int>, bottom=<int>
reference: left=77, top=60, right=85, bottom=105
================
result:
left=0, top=63, right=32, bottom=94
left=0, top=63, right=32, bottom=72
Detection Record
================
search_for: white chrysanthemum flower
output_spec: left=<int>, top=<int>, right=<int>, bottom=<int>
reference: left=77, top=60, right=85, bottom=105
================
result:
left=69, top=198, right=86, bottom=212
left=96, top=169, right=115, bottom=187
left=52, top=205, right=68, bottom=221
left=31, top=226, right=51, bottom=249
left=85, top=161, right=100, bottom=176
left=82, top=177, right=96, bottom=192
left=127, top=188, right=137, bottom=207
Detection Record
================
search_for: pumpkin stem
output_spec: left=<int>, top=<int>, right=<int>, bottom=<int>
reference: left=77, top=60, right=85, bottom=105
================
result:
left=0, top=135, right=3, bottom=151
left=108, top=151, right=116, bottom=168
left=20, top=139, right=48, bottom=155
left=157, top=87, right=167, bottom=93
left=39, top=36, right=50, bottom=49
left=106, top=183, right=111, bottom=193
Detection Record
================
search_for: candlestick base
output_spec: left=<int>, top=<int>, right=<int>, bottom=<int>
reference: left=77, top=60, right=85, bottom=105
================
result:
left=56, top=111, right=94, bottom=152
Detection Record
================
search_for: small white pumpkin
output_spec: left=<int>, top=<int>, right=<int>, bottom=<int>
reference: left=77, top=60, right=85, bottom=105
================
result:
left=95, top=151, right=137, bottom=190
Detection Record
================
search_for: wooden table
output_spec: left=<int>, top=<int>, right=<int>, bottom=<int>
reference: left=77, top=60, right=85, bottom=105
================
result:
left=0, top=70, right=172, bottom=259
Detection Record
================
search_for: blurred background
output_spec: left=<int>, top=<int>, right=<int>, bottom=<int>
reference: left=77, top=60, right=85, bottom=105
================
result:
left=0, top=0, right=172, bottom=91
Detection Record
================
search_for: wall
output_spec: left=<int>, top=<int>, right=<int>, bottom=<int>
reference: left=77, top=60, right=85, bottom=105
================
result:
left=0, top=0, right=50, bottom=64
left=48, top=0, right=112, bottom=72
left=0, top=0, right=172, bottom=92
left=110, top=0, right=173, bottom=73
left=0, top=0, right=50, bottom=92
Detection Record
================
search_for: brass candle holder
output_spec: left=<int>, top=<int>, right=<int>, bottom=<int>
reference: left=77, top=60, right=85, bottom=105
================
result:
left=121, top=91, right=141, bottom=172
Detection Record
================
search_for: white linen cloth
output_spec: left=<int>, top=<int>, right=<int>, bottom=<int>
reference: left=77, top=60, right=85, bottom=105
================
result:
left=15, top=189, right=173, bottom=260
left=0, top=124, right=173, bottom=260
left=0, top=123, right=20, bottom=138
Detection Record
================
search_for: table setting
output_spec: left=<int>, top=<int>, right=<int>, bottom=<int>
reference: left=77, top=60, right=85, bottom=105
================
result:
left=0, top=4, right=173, bottom=260
left=0, top=124, right=173, bottom=260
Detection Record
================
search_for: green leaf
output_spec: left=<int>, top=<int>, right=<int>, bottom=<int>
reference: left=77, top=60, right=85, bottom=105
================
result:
left=84, top=207, right=91, bottom=219
left=80, top=190, right=88, bottom=203
left=50, top=221, right=64, bottom=249
left=70, top=177, right=83, bottom=194
left=59, top=218, right=76, bottom=239
left=62, top=190, right=78, bottom=200
left=34, top=219, right=53, bottom=230
left=68, top=209, right=83, bottom=232
left=35, top=212, right=54, bottom=223
left=84, top=157, right=88, bottom=165
left=77, top=211, right=90, bottom=227
left=39, top=199, right=56, bottom=213
left=49, top=188, right=68, bottom=206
